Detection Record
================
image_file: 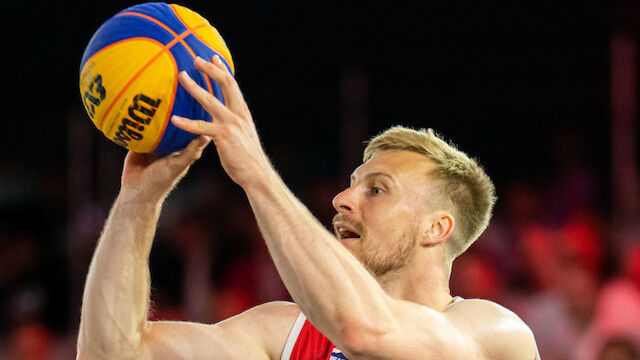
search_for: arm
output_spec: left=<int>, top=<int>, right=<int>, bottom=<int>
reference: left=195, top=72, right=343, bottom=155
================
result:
left=171, top=59, right=393, bottom=353
left=76, top=138, right=297, bottom=360
left=245, top=178, right=479, bottom=358
left=77, top=140, right=207, bottom=359
left=173, top=56, right=539, bottom=359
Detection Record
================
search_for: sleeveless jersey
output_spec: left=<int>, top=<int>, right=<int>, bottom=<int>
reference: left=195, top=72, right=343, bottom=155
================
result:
left=280, top=296, right=464, bottom=360
left=280, top=312, right=347, bottom=360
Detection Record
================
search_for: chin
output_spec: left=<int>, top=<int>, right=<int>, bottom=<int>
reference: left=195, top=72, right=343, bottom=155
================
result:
left=339, top=237, right=361, bottom=247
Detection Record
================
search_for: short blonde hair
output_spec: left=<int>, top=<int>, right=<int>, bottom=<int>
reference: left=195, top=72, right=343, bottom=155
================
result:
left=363, top=126, right=496, bottom=261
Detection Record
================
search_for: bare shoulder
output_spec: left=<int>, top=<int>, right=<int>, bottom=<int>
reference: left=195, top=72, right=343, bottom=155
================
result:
left=142, top=301, right=300, bottom=360
left=444, top=299, right=539, bottom=360
left=223, top=300, right=300, bottom=325
left=216, top=301, right=301, bottom=359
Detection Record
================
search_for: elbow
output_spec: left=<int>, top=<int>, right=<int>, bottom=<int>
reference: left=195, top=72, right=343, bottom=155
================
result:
left=76, top=327, right=145, bottom=360
left=76, top=343, right=143, bottom=360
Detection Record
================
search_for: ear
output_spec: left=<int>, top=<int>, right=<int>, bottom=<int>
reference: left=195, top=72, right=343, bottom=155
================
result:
left=421, top=211, right=455, bottom=247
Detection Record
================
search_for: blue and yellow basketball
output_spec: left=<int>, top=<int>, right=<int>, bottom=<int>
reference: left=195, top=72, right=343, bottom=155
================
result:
left=79, top=2, right=234, bottom=154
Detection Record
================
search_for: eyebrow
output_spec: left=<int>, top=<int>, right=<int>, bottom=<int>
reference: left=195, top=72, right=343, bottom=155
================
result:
left=350, top=172, right=396, bottom=185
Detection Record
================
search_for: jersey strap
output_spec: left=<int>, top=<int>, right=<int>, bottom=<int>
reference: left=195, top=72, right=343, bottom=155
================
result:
left=281, top=312, right=348, bottom=360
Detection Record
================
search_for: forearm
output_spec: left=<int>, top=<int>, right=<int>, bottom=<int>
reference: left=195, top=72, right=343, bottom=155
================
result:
left=244, top=169, right=395, bottom=344
left=78, top=190, right=162, bottom=359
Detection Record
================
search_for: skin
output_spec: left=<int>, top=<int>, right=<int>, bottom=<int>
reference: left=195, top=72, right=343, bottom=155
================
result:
left=76, top=55, right=540, bottom=360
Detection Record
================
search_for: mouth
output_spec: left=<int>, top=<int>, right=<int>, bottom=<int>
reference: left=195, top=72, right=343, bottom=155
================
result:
left=333, top=221, right=362, bottom=241
left=337, top=227, right=361, bottom=240
left=332, top=214, right=364, bottom=245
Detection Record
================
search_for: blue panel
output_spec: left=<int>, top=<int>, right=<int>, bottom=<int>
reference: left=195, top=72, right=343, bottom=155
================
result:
left=183, top=33, right=235, bottom=75
left=80, top=2, right=189, bottom=73
left=81, top=16, right=173, bottom=72
left=152, top=79, right=212, bottom=154
left=118, top=2, right=189, bottom=37
left=168, top=40, right=226, bottom=104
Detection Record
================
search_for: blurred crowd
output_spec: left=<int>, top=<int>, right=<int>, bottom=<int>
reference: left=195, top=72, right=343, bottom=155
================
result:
left=0, top=127, right=639, bottom=360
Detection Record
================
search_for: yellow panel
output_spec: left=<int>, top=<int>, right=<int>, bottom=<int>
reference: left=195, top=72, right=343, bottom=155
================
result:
left=170, top=3, right=235, bottom=74
left=79, top=38, right=177, bottom=153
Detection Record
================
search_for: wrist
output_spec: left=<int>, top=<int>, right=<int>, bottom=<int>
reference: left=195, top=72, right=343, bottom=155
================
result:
left=118, top=187, right=165, bottom=210
left=242, top=165, right=287, bottom=205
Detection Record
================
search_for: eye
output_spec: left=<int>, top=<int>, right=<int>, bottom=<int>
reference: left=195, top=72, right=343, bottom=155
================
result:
left=372, top=187, right=383, bottom=195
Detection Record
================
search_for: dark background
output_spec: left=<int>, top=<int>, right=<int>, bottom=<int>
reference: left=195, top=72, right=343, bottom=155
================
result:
left=3, top=0, right=610, bottom=185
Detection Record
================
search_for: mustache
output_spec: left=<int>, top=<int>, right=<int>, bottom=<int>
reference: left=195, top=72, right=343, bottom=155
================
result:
left=332, top=213, right=365, bottom=235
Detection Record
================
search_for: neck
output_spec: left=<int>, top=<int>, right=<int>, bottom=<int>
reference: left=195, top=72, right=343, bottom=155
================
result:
left=376, top=258, right=453, bottom=311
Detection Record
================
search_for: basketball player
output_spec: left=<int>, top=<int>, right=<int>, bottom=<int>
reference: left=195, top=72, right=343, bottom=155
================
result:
left=77, top=55, right=539, bottom=359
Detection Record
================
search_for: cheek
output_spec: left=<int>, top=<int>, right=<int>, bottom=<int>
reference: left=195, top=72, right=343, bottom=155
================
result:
left=364, top=219, right=408, bottom=249
left=361, top=198, right=420, bottom=239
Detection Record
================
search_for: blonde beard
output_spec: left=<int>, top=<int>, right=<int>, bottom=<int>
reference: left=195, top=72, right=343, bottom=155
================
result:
left=349, top=231, right=416, bottom=277
left=333, top=213, right=417, bottom=277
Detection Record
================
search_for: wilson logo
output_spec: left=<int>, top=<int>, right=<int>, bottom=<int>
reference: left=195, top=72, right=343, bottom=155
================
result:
left=112, top=94, right=162, bottom=148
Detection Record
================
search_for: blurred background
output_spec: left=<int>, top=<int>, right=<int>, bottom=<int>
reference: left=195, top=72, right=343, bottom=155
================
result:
left=1, top=0, right=640, bottom=359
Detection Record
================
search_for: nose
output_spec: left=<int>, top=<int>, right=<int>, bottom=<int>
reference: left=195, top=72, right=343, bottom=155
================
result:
left=332, top=187, right=355, bottom=214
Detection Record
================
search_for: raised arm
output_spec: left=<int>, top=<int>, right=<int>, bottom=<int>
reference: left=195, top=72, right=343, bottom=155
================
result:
left=76, top=137, right=297, bottom=360
left=172, top=56, right=539, bottom=359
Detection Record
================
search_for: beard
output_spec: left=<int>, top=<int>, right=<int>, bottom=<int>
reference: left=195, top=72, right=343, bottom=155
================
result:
left=332, top=214, right=416, bottom=277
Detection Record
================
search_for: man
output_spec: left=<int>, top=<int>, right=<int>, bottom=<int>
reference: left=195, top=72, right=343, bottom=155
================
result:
left=77, top=55, right=539, bottom=359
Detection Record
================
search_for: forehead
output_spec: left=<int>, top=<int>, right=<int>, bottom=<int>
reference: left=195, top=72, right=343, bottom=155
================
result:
left=351, top=150, right=436, bottom=182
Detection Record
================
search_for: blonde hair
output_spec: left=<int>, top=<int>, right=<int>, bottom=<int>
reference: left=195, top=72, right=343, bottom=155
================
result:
left=363, top=126, right=496, bottom=262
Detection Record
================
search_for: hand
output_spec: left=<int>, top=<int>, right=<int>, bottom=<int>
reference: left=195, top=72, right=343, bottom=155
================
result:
left=171, top=56, right=271, bottom=189
left=120, top=135, right=210, bottom=203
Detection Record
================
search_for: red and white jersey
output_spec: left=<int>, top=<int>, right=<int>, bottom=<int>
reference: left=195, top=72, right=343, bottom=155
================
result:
left=280, top=312, right=348, bottom=360
left=280, top=297, right=464, bottom=360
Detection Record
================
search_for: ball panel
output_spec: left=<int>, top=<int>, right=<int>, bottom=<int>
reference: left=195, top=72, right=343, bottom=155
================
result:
left=182, top=33, right=234, bottom=76
left=80, top=38, right=164, bottom=130
left=103, top=49, right=177, bottom=153
left=117, top=2, right=188, bottom=36
left=169, top=4, right=235, bottom=74
left=150, top=39, right=215, bottom=154
left=152, top=69, right=212, bottom=154
left=80, top=38, right=177, bottom=153
left=80, top=14, right=175, bottom=73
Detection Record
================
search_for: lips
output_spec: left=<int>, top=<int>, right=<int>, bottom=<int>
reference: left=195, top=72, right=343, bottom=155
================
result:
left=332, top=215, right=363, bottom=240
left=336, top=225, right=361, bottom=239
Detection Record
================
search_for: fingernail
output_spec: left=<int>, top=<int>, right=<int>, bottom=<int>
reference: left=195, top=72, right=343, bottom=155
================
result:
left=195, top=55, right=203, bottom=62
left=172, top=115, right=184, bottom=123
left=179, top=71, right=191, bottom=79
left=213, top=55, right=222, bottom=64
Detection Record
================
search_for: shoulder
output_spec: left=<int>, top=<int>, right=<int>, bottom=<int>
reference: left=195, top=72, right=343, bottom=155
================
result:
left=218, top=301, right=300, bottom=335
left=445, top=298, right=523, bottom=322
left=238, top=301, right=301, bottom=321
left=444, top=298, right=538, bottom=360
left=215, top=301, right=301, bottom=360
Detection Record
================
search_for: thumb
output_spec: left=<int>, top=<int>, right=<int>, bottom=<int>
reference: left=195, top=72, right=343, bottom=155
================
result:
left=170, top=135, right=211, bottom=163
left=188, top=135, right=211, bottom=160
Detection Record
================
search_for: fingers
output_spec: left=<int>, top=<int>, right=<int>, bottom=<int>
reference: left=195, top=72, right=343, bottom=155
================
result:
left=171, top=115, right=215, bottom=136
left=178, top=70, right=233, bottom=122
left=194, top=56, right=251, bottom=118
left=194, top=56, right=234, bottom=109
left=175, top=55, right=253, bottom=140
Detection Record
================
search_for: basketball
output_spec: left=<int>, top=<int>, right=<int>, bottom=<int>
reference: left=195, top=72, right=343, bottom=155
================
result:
left=79, top=2, right=234, bottom=154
